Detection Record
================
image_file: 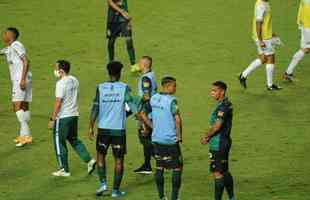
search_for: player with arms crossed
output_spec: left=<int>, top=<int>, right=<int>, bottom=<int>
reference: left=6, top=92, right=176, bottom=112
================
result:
left=48, top=60, right=96, bottom=177
left=88, top=61, right=137, bottom=197
left=239, top=0, right=282, bottom=90
left=106, top=0, right=139, bottom=72
left=201, top=81, right=236, bottom=200
left=141, top=76, right=183, bottom=200
left=0, top=27, right=32, bottom=147
left=284, top=0, right=310, bottom=81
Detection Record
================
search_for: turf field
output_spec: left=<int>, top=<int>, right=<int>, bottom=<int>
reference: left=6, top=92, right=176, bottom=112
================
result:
left=1, top=0, right=310, bottom=199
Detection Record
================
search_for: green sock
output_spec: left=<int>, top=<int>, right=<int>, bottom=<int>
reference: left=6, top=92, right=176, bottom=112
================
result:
left=126, top=38, right=136, bottom=65
left=215, top=177, right=225, bottom=200
left=113, top=170, right=124, bottom=190
left=171, top=170, right=182, bottom=200
left=224, top=172, right=235, bottom=200
left=155, top=169, right=165, bottom=199
left=97, top=166, right=107, bottom=183
left=71, top=139, right=92, bottom=163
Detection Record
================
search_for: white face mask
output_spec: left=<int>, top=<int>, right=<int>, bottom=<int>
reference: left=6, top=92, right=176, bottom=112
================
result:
left=54, top=70, right=61, bottom=78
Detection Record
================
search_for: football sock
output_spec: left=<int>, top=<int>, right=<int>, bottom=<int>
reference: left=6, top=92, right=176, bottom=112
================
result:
left=143, top=144, right=153, bottom=168
left=266, top=64, right=274, bottom=87
left=108, top=37, right=116, bottom=62
left=215, top=177, right=225, bottom=200
left=98, top=165, right=107, bottom=183
left=171, top=170, right=182, bottom=200
left=155, top=169, right=165, bottom=199
left=70, top=139, right=92, bottom=163
left=126, top=37, right=136, bottom=65
left=242, top=58, right=262, bottom=78
left=113, top=167, right=124, bottom=190
left=286, top=49, right=305, bottom=74
left=16, top=110, right=30, bottom=136
left=224, top=172, right=235, bottom=200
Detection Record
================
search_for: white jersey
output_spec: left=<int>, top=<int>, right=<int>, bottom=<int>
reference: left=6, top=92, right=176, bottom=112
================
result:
left=55, top=75, right=79, bottom=119
left=2, top=41, right=31, bottom=81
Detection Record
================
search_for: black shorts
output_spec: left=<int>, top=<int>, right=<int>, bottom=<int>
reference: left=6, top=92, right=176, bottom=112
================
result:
left=153, top=143, right=183, bottom=169
left=209, top=147, right=230, bottom=173
left=107, top=22, right=132, bottom=38
left=96, top=129, right=127, bottom=158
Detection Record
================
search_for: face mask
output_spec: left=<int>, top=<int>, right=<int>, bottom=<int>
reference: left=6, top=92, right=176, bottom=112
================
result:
left=54, top=70, right=61, bottom=78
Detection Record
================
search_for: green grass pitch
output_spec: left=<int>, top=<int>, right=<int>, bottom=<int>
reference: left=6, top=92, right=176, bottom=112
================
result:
left=1, top=0, right=310, bottom=199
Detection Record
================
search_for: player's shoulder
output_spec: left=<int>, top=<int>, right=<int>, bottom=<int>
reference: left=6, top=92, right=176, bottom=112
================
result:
left=219, top=98, right=233, bottom=110
left=11, top=41, right=25, bottom=49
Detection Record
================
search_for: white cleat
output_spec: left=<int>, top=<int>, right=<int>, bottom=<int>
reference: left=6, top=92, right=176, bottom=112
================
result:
left=87, top=159, right=97, bottom=175
left=96, top=182, right=108, bottom=196
left=52, top=169, right=71, bottom=177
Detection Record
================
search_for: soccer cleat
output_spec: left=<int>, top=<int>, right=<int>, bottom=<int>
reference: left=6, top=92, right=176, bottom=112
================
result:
left=111, top=190, right=126, bottom=198
left=96, top=181, right=108, bottom=196
left=52, top=169, right=71, bottom=177
left=283, top=72, right=294, bottom=82
left=16, top=136, right=32, bottom=147
left=14, top=136, right=23, bottom=143
left=130, top=63, right=141, bottom=73
left=238, top=74, right=247, bottom=89
left=267, top=84, right=282, bottom=91
left=87, top=159, right=96, bottom=175
left=134, top=165, right=152, bottom=175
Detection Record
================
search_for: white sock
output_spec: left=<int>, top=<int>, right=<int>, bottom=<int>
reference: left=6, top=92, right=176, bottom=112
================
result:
left=286, top=49, right=305, bottom=74
left=242, top=58, right=263, bottom=78
left=16, top=110, right=30, bottom=136
left=266, top=64, right=275, bottom=87
left=24, top=110, right=31, bottom=122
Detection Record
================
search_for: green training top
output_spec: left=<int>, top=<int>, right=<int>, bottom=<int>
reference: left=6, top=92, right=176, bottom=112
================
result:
left=107, top=0, right=129, bottom=23
left=208, top=97, right=233, bottom=151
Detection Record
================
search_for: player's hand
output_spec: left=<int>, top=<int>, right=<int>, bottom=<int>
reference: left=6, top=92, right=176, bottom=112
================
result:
left=48, top=120, right=54, bottom=130
left=20, top=79, right=27, bottom=91
left=88, top=129, right=95, bottom=141
left=200, top=136, right=210, bottom=145
left=121, top=11, right=131, bottom=21
left=176, top=137, right=182, bottom=144
left=259, top=40, right=266, bottom=48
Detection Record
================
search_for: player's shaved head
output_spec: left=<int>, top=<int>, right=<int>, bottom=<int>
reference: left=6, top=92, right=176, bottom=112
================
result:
left=161, top=76, right=176, bottom=86
left=161, top=76, right=177, bottom=94
left=2, top=27, right=19, bottom=44
left=107, top=61, right=123, bottom=78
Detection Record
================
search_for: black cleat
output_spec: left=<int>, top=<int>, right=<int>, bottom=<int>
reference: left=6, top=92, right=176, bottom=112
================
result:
left=283, top=72, right=294, bottom=82
left=134, top=165, right=152, bottom=175
left=267, top=84, right=282, bottom=91
left=238, top=73, right=247, bottom=89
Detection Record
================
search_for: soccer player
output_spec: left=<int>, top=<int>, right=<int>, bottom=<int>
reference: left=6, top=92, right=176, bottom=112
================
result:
left=201, top=81, right=236, bottom=200
left=284, top=0, right=310, bottom=81
left=106, top=0, right=139, bottom=72
left=48, top=60, right=96, bottom=177
left=134, top=56, right=158, bottom=175
left=141, top=76, right=183, bottom=200
left=88, top=61, right=137, bottom=197
left=239, top=0, right=282, bottom=90
left=0, top=27, right=32, bottom=147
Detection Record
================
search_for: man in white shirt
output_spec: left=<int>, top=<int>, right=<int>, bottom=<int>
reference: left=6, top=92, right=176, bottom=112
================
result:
left=0, top=27, right=32, bottom=147
left=48, top=60, right=96, bottom=177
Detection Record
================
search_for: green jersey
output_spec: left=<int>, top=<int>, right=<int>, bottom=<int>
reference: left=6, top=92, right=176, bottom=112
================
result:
left=107, top=0, right=129, bottom=23
left=208, top=97, right=233, bottom=151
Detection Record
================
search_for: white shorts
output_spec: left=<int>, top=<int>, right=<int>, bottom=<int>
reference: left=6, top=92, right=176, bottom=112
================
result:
left=12, top=75, right=32, bottom=102
left=256, top=39, right=275, bottom=56
left=300, top=27, right=310, bottom=49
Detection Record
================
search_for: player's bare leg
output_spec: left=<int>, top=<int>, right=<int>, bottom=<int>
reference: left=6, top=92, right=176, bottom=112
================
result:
left=13, top=101, right=32, bottom=146
left=285, top=48, right=310, bottom=81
